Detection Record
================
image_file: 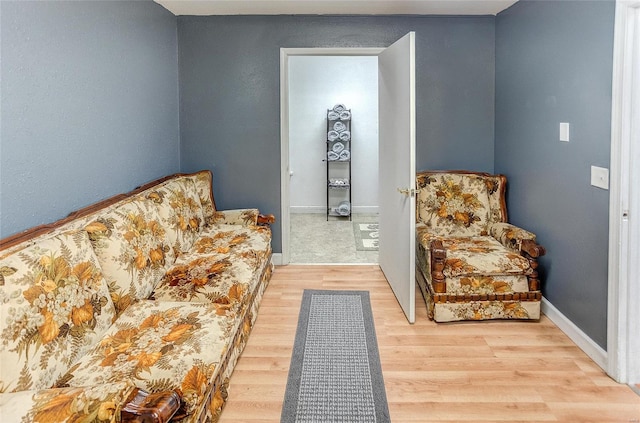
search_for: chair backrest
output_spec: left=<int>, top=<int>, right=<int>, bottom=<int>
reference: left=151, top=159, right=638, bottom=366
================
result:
left=416, top=170, right=507, bottom=236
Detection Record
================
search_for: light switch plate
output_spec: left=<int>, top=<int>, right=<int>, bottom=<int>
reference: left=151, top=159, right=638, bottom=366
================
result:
left=560, top=122, right=570, bottom=142
left=591, top=165, right=609, bottom=190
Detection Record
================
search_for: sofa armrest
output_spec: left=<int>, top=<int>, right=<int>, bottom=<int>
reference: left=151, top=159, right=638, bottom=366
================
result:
left=211, top=209, right=260, bottom=226
left=0, top=382, right=137, bottom=423
left=257, top=213, right=276, bottom=226
left=121, top=388, right=183, bottom=423
left=489, top=222, right=543, bottom=255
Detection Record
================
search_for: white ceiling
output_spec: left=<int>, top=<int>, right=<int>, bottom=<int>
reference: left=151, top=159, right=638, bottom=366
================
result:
left=154, top=0, right=518, bottom=16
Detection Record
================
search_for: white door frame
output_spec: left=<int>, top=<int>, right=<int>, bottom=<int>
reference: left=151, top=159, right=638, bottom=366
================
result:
left=279, top=47, right=384, bottom=265
left=607, top=0, right=640, bottom=384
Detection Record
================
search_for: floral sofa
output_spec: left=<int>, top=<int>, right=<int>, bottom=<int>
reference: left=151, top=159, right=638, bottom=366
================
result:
left=0, top=170, right=274, bottom=423
left=415, top=170, right=545, bottom=322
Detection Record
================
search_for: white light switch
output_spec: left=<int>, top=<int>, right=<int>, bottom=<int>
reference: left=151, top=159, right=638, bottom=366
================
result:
left=560, top=122, right=570, bottom=142
left=591, top=165, right=609, bottom=190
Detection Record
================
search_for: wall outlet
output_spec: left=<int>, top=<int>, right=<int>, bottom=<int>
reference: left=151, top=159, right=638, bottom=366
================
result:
left=591, top=165, right=609, bottom=190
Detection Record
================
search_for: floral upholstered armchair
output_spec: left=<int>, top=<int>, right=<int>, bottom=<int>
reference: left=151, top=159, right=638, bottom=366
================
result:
left=415, top=170, right=546, bottom=322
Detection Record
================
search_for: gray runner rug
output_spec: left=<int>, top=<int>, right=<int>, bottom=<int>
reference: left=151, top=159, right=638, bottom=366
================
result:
left=281, top=290, right=391, bottom=423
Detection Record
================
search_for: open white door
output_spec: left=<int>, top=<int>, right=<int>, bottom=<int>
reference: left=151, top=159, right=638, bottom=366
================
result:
left=378, top=32, right=416, bottom=323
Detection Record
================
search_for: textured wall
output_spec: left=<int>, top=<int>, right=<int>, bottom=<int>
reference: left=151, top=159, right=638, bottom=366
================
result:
left=289, top=56, right=379, bottom=213
left=178, top=15, right=496, bottom=252
left=495, top=0, right=615, bottom=348
left=0, top=1, right=179, bottom=238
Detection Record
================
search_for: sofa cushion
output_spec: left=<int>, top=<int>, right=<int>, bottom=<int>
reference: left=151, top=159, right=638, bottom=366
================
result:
left=0, top=231, right=116, bottom=393
left=185, top=171, right=216, bottom=226
left=59, top=300, right=238, bottom=416
left=144, top=177, right=204, bottom=257
left=84, top=197, right=175, bottom=316
left=152, top=224, right=272, bottom=309
left=0, top=381, right=136, bottom=423
left=417, top=173, right=492, bottom=236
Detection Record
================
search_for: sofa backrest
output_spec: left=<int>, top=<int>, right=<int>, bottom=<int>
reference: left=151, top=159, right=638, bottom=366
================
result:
left=141, top=177, right=205, bottom=257
left=416, top=171, right=508, bottom=237
left=0, top=170, right=217, bottom=392
left=0, top=231, right=116, bottom=392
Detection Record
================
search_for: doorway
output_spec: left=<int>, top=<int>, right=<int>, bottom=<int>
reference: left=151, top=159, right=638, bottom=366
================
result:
left=280, top=34, right=417, bottom=323
left=287, top=55, right=379, bottom=264
left=280, top=48, right=384, bottom=264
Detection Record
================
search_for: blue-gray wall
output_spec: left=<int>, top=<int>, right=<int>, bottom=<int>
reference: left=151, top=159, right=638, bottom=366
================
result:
left=178, top=15, right=496, bottom=252
left=495, top=0, right=615, bottom=349
left=0, top=0, right=179, bottom=238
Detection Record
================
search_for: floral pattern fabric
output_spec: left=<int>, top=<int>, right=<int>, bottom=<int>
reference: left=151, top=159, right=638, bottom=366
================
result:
left=417, top=173, right=492, bottom=237
left=85, top=198, right=175, bottom=316
left=0, top=381, right=136, bottom=423
left=416, top=267, right=540, bottom=322
left=0, top=231, right=116, bottom=393
left=146, top=178, right=204, bottom=257
left=484, top=175, right=507, bottom=223
left=58, top=301, right=237, bottom=416
left=152, top=224, right=272, bottom=311
left=415, top=172, right=541, bottom=322
left=432, top=299, right=540, bottom=322
left=439, top=236, right=531, bottom=277
left=210, top=209, right=259, bottom=227
left=489, top=222, right=537, bottom=252
left=185, top=172, right=216, bottom=226
left=0, top=170, right=273, bottom=423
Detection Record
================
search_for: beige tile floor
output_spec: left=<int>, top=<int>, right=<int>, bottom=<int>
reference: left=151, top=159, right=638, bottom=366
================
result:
left=289, top=213, right=378, bottom=264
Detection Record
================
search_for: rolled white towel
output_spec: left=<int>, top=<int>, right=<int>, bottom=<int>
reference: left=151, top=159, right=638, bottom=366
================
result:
left=336, top=200, right=351, bottom=216
left=332, top=142, right=345, bottom=153
left=339, top=110, right=351, bottom=120
left=333, top=104, right=346, bottom=113
left=333, top=121, right=346, bottom=132
left=327, top=151, right=340, bottom=161
left=327, top=130, right=339, bottom=141
left=327, top=110, right=339, bottom=120
left=339, top=131, right=351, bottom=142
left=339, top=149, right=350, bottom=161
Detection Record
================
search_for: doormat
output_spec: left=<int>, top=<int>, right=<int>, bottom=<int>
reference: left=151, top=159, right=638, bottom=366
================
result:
left=280, top=290, right=390, bottom=423
left=353, top=222, right=379, bottom=251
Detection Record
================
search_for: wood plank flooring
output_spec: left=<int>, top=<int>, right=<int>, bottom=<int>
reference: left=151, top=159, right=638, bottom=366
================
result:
left=220, top=265, right=640, bottom=423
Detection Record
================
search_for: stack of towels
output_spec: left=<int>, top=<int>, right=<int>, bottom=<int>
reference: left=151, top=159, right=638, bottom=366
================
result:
left=327, top=104, right=351, bottom=121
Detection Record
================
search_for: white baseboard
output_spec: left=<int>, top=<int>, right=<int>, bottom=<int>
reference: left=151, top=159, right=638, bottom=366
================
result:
left=290, top=206, right=325, bottom=214
left=290, top=206, right=379, bottom=214
left=271, top=253, right=283, bottom=266
left=541, top=297, right=607, bottom=370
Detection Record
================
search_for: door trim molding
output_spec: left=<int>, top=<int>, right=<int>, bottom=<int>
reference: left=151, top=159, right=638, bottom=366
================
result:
left=280, top=47, right=384, bottom=265
left=608, top=0, right=640, bottom=384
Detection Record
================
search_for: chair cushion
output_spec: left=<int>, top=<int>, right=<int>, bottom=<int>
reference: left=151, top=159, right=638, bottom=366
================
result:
left=440, top=236, right=531, bottom=277
left=417, top=173, right=492, bottom=236
left=0, top=231, right=116, bottom=392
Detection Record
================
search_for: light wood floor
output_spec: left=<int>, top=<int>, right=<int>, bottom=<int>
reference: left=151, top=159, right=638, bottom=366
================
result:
left=220, top=265, right=640, bottom=423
